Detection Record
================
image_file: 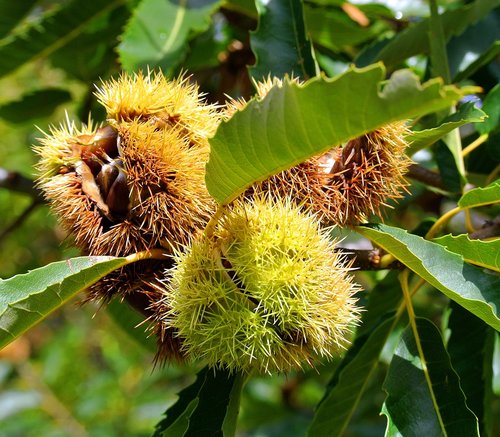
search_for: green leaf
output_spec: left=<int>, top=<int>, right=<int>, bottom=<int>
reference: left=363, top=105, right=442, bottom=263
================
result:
left=356, top=223, right=500, bottom=331
left=458, top=180, right=500, bottom=208
left=447, top=301, right=493, bottom=436
left=206, top=63, right=471, bottom=204
left=49, top=5, right=131, bottom=81
left=305, top=5, right=387, bottom=53
left=453, top=40, right=500, bottom=83
left=0, top=89, right=71, bottom=123
left=0, top=256, right=129, bottom=350
left=382, top=318, right=479, bottom=436
left=118, top=0, right=221, bottom=74
left=374, top=0, right=500, bottom=68
left=407, top=102, right=486, bottom=154
left=154, top=366, right=246, bottom=437
left=433, top=234, right=500, bottom=272
left=0, top=0, right=38, bottom=40
left=0, top=0, right=125, bottom=78
left=107, top=298, right=156, bottom=352
left=250, top=0, right=318, bottom=81
left=308, top=316, right=397, bottom=436
left=476, top=83, right=500, bottom=135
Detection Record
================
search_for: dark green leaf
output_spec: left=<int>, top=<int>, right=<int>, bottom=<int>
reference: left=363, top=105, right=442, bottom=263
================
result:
left=305, top=6, right=388, bottom=53
left=118, top=0, right=221, bottom=74
left=458, top=180, right=500, bottom=208
left=0, top=89, right=71, bottom=123
left=250, top=0, right=318, bottom=80
left=374, top=0, right=500, bottom=68
left=0, top=0, right=125, bottom=78
left=476, top=83, right=500, bottom=135
left=433, top=234, right=500, bottom=272
left=0, top=0, right=38, bottom=40
left=455, top=41, right=500, bottom=83
left=154, top=366, right=246, bottom=437
left=206, top=64, right=472, bottom=204
left=0, top=256, right=129, bottom=350
left=107, top=298, right=156, bottom=352
left=407, top=102, right=486, bottom=154
left=308, top=316, right=397, bottom=436
left=434, top=139, right=463, bottom=193
left=357, top=224, right=500, bottom=331
left=447, top=301, right=493, bottom=436
left=382, top=318, right=479, bottom=436
left=49, top=5, right=131, bottom=81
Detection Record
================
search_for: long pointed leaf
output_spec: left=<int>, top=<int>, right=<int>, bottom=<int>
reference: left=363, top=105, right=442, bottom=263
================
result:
left=382, top=318, right=479, bottom=436
left=0, top=256, right=129, bottom=349
left=0, top=0, right=39, bottom=40
left=0, top=0, right=125, bottom=78
left=458, top=180, right=500, bottom=208
left=357, top=224, right=500, bottom=331
left=433, top=234, right=500, bottom=272
left=206, top=63, right=472, bottom=204
left=308, top=316, right=396, bottom=436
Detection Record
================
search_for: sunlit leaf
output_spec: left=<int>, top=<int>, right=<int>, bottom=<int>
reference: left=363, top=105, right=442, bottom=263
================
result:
left=433, top=234, right=500, bottom=272
left=382, top=318, right=479, bottom=436
left=0, top=256, right=129, bottom=350
left=357, top=224, right=500, bottom=331
left=0, top=0, right=124, bottom=78
left=407, top=102, right=486, bottom=155
left=207, top=64, right=471, bottom=204
left=118, top=0, right=221, bottom=73
left=458, top=180, right=500, bottom=208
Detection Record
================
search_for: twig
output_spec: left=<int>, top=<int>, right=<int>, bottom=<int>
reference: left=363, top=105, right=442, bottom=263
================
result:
left=337, top=248, right=404, bottom=270
left=0, top=168, right=43, bottom=199
left=407, top=163, right=443, bottom=190
left=469, top=216, right=500, bottom=240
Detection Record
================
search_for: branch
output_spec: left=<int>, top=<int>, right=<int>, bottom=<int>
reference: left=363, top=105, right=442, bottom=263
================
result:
left=407, top=163, right=443, bottom=190
left=337, top=248, right=404, bottom=270
left=0, top=168, right=43, bottom=199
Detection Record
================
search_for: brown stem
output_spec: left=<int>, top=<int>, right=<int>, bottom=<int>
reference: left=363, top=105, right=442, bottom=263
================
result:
left=469, top=216, right=500, bottom=240
left=336, top=248, right=404, bottom=271
left=0, top=168, right=43, bottom=199
left=407, top=163, right=443, bottom=190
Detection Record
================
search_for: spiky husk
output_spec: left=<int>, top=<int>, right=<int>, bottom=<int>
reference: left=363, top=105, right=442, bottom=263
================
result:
left=246, top=122, right=412, bottom=225
left=157, top=197, right=361, bottom=374
left=95, top=70, right=220, bottom=148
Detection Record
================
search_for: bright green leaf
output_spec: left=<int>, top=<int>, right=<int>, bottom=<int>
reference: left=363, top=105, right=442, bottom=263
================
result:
left=206, top=63, right=472, bottom=204
left=0, top=0, right=125, bottom=78
left=0, top=0, right=38, bottom=40
left=382, top=318, right=479, bottom=436
left=250, top=0, right=318, bottom=81
left=433, top=234, right=500, bottom=272
left=308, top=316, right=397, bottom=436
left=357, top=224, right=500, bottom=331
left=407, top=102, right=486, bottom=155
left=118, top=0, right=221, bottom=73
left=458, top=180, right=500, bottom=208
left=374, top=0, right=500, bottom=68
left=0, top=256, right=129, bottom=350
left=0, top=89, right=71, bottom=123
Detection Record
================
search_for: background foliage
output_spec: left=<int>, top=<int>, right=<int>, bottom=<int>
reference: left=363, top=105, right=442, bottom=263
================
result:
left=0, top=0, right=499, bottom=435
